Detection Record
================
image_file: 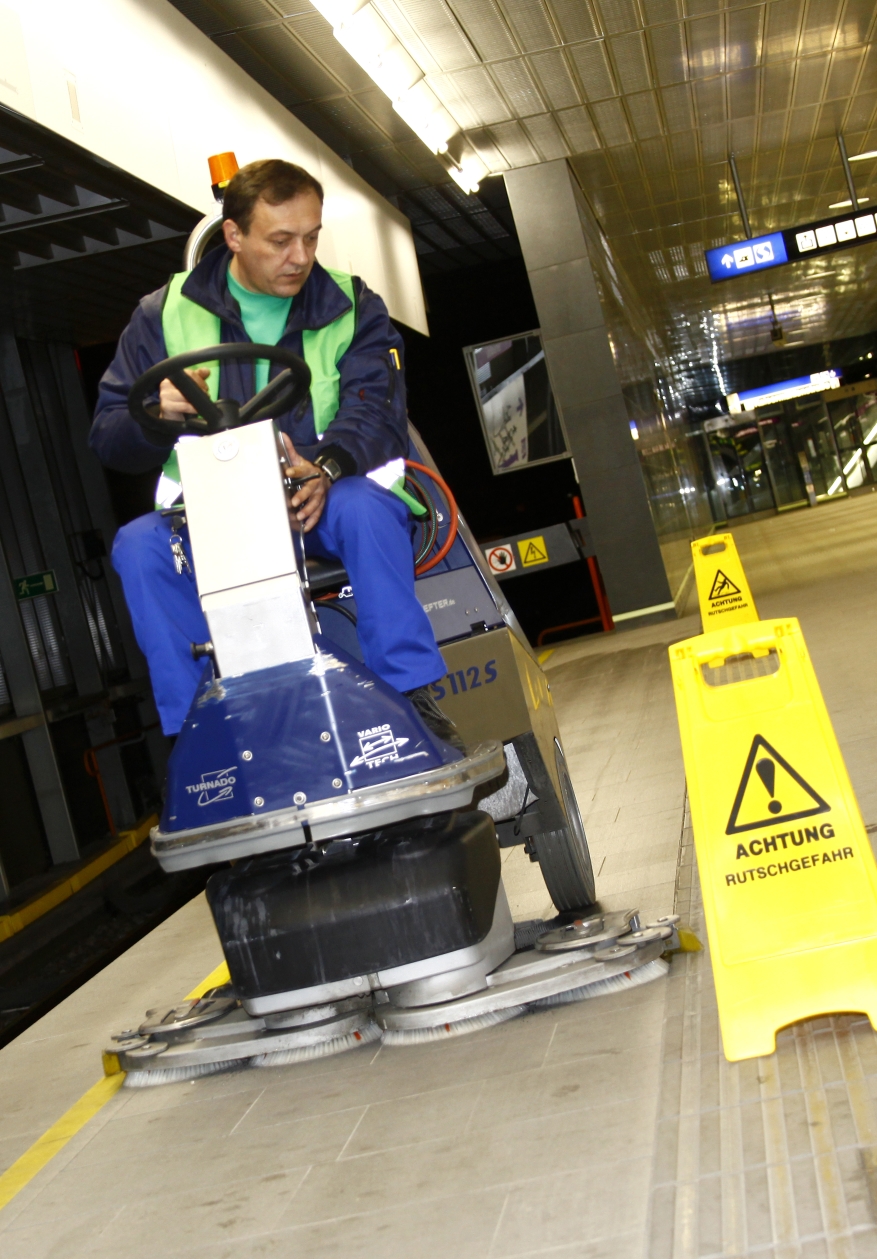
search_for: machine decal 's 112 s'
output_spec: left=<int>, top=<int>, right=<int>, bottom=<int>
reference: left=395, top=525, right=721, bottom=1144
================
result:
left=430, top=659, right=498, bottom=700
left=186, top=767, right=238, bottom=806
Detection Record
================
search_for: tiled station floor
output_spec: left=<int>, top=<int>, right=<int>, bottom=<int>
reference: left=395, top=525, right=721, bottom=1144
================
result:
left=4, top=490, right=877, bottom=1258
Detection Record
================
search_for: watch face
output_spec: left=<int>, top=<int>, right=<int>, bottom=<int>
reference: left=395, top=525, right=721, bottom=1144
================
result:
left=319, top=458, right=342, bottom=483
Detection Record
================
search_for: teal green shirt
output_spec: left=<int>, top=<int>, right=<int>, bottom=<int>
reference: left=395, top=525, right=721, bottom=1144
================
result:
left=226, top=266, right=292, bottom=393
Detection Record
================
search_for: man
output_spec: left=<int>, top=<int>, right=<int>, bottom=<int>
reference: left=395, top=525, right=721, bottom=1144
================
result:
left=91, top=158, right=460, bottom=749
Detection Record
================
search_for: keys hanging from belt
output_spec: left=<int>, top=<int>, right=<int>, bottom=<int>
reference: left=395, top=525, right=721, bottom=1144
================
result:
left=169, top=532, right=192, bottom=576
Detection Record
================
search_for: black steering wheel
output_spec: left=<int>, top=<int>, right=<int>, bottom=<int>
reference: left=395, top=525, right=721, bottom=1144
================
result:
left=128, top=343, right=311, bottom=441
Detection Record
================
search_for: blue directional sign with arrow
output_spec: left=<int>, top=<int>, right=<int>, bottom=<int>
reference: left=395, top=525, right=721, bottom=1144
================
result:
left=705, top=208, right=877, bottom=283
left=705, top=232, right=788, bottom=282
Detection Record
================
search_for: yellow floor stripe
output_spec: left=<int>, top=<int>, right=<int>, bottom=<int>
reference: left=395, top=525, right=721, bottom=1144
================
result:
left=185, top=960, right=230, bottom=1000
left=0, top=814, right=158, bottom=944
left=0, top=1074, right=125, bottom=1211
left=0, top=953, right=228, bottom=1214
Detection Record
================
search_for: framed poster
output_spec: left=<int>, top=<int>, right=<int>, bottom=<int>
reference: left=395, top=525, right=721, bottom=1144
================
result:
left=463, top=330, right=570, bottom=475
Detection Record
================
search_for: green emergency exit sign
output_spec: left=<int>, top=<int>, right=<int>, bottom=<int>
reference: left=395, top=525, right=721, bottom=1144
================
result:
left=14, top=569, right=58, bottom=600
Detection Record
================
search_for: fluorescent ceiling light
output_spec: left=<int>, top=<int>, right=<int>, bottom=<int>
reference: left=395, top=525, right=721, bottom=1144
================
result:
left=849, top=150, right=877, bottom=162
left=828, top=197, right=869, bottom=208
left=310, top=0, right=477, bottom=178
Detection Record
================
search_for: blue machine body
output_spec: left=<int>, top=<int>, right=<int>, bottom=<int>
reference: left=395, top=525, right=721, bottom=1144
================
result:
left=161, top=644, right=459, bottom=834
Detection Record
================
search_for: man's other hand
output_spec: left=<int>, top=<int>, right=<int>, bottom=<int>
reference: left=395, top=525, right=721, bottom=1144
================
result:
left=281, top=433, right=328, bottom=533
left=159, top=368, right=211, bottom=420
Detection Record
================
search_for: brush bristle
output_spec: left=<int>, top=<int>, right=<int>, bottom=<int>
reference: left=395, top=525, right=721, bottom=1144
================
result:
left=381, top=1004, right=526, bottom=1046
left=527, top=958, right=669, bottom=1009
left=123, top=1059, right=242, bottom=1088
left=252, top=1020, right=382, bottom=1067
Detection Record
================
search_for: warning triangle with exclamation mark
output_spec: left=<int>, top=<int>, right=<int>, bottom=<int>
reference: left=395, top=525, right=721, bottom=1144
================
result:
left=709, top=569, right=741, bottom=600
left=726, top=734, right=830, bottom=834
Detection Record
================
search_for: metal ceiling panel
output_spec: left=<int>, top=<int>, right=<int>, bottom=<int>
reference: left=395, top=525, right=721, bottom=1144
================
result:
left=591, top=97, right=634, bottom=146
left=522, top=112, right=570, bottom=160
left=490, top=58, right=546, bottom=115
left=486, top=119, right=541, bottom=165
left=497, top=0, right=558, bottom=53
left=763, top=0, right=803, bottom=60
left=164, top=0, right=877, bottom=375
left=793, top=53, right=831, bottom=108
left=728, top=68, right=760, bottom=120
left=661, top=82, right=696, bottom=130
left=594, top=0, right=643, bottom=37
left=729, top=115, right=757, bottom=154
left=377, top=0, right=477, bottom=73
left=668, top=128, right=700, bottom=168
left=569, top=40, right=618, bottom=101
left=445, top=0, right=518, bottom=60
left=626, top=91, right=665, bottom=139
left=165, top=0, right=231, bottom=35
left=609, top=32, right=653, bottom=95
left=648, top=23, right=690, bottom=85
left=694, top=77, right=726, bottom=126
left=432, top=65, right=512, bottom=126
left=726, top=6, right=763, bottom=71
left=762, top=61, right=795, bottom=111
left=836, top=0, right=875, bottom=47
left=557, top=105, right=602, bottom=152
left=643, top=0, right=682, bottom=23
left=799, top=0, right=842, bottom=56
left=528, top=49, right=583, bottom=110
left=638, top=136, right=673, bottom=178
left=545, top=0, right=602, bottom=43
left=211, top=30, right=309, bottom=101
left=688, top=16, right=725, bottom=77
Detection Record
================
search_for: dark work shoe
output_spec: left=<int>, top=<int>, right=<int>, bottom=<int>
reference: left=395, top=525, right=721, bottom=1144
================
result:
left=405, top=685, right=467, bottom=754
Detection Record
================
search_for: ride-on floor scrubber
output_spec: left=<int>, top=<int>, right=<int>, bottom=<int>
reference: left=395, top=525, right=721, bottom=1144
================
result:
left=107, top=204, right=674, bottom=1087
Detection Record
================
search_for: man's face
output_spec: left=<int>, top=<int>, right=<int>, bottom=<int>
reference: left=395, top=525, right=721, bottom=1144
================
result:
left=223, top=191, right=322, bottom=297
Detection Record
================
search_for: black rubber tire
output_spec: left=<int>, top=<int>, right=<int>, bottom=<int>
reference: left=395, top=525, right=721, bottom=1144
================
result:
left=532, top=741, right=596, bottom=912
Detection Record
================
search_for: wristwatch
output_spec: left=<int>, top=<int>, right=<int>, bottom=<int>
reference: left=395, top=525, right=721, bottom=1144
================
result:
left=314, top=454, right=343, bottom=484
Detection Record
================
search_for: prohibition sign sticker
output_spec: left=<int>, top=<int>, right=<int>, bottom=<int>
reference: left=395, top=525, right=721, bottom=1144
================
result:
left=485, top=544, right=516, bottom=575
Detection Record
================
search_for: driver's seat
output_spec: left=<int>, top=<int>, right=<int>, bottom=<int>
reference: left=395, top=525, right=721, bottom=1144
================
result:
left=305, top=555, right=349, bottom=593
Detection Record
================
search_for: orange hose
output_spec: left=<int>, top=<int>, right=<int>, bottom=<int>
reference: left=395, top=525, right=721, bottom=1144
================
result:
left=406, top=460, right=459, bottom=575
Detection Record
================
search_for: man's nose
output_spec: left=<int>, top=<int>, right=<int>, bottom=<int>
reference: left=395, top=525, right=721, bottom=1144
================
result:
left=286, top=239, right=309, bottom=265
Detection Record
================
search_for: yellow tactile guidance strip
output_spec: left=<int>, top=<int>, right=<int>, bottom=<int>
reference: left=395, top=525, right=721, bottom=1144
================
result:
left=647, top=795, right=877, bottom=1256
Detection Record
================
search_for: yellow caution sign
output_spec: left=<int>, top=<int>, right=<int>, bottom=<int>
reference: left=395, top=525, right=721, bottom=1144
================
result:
left=670, top=618, right=877, bottom=1061
left=517, top=535, right=548, bottom=567
left=692, top=533, right=757, bottom=631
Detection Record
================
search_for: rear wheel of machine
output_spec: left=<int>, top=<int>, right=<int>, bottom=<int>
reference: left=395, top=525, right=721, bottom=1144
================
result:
left=532, top=741, right=596, bottom=912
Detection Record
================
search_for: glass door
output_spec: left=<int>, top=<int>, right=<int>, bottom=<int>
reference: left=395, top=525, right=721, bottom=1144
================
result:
left=706, top=423, right=774, bottom=518
left=756, top=398, right=845, bottom=508
left=788, top=397, right=844, bottom=501
left=827, top=392, right=877, bottom=490
left=757, top=410, right=807, bottom=509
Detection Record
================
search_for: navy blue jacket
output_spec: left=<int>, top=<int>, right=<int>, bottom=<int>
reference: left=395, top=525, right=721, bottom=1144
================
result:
left=90, top=246, right=408, bottom=477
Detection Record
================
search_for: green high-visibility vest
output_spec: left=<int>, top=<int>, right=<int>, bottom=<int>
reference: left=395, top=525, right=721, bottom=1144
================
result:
left=155, top=267, right=422, bottom=514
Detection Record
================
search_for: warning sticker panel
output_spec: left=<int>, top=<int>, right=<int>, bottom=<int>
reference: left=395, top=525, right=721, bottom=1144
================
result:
left=517, top=535, right=549, bottom=567
left=726, top=734, right=830, bottom=834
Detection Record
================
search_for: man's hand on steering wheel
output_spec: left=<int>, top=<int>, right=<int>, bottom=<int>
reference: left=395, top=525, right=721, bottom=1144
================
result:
left=159, top=368, right=211, bottom=421
left=281, top=434, right=328, bottom=533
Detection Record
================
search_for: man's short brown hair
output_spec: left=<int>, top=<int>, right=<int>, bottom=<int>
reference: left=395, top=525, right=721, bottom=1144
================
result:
left=223, top=159, right=324, bottom=234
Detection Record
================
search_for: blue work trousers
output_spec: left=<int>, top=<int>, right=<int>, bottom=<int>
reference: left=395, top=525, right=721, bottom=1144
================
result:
left=112, top=477, right=446, bottom=735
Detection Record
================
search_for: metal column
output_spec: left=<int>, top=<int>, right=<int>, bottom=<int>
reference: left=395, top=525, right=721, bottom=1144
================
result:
left=504, top=160, right=674, bottom=625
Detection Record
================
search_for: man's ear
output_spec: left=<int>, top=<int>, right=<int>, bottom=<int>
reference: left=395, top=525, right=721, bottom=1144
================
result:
left=223, top=218, right=243, bottom=254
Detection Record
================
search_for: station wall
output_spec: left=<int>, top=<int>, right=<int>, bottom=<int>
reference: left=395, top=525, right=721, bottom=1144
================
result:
left=0, top=0, right=427, bottom=335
